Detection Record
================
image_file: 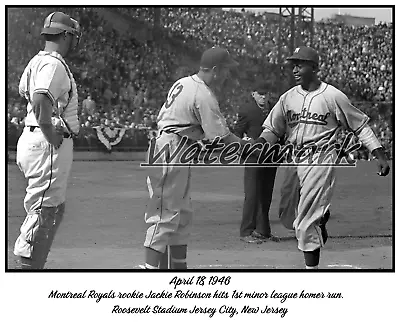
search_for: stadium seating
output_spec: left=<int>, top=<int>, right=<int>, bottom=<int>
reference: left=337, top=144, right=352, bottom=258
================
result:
left=7, top=7, right=392, bottom=158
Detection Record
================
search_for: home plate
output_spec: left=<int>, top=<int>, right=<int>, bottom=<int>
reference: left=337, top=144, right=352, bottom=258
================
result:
left=326, top=264, right=363, bottom=269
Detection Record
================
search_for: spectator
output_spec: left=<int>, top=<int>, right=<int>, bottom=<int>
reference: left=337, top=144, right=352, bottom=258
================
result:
left=82, top=95, right=96, bottom=114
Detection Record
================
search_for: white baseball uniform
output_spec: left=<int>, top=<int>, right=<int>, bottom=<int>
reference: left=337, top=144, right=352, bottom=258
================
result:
left=262, top=82, right=369, bottom=251
left=144, top=74, right=230, bottom=253
left=14, top=51, right=79, bottom=262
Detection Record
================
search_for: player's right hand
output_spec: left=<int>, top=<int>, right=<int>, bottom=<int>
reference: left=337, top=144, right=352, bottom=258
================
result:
left=51, top=127, right=64, bottom=149
left=51, top=135, right=63, bottom=149
left=376, top=158, right=390, bottom=176
left=372, top=147, right=390, bottom=176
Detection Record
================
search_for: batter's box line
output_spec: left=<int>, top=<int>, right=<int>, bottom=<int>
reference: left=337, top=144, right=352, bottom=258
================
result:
left=259, top=234, right=391, bottom=241
left=331, top=234, right=392, bottom=239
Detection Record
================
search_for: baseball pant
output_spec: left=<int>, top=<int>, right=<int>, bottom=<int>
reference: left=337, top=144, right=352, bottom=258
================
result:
left=279, top=151, right=336, bottom=251
left=144, top=132, right=194, bottom=253
left=240, top=166, right=277, bottom=237
left=14, top=127, right=73, bottom=266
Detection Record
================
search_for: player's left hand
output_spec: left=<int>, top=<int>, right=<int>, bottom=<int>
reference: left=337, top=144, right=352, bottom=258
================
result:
left=376, top=158, right=390, bottom=176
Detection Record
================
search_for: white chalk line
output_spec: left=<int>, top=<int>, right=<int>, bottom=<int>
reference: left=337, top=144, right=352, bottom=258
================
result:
left=131, top=263, right=364, bottom=269
left=326, top=264, right=363, bottom=269
left=191, top=264, right=364, bottom=269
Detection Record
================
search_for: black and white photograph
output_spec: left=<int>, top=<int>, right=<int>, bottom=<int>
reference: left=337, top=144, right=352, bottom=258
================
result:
left=2, top=4, right=396, bottom=322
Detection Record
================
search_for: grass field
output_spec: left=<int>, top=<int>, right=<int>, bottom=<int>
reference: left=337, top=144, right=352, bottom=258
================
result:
left=6, top=160, right=393, bottom=270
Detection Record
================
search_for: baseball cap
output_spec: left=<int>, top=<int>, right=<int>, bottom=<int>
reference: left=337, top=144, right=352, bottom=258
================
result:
left=253, top=81, right=269, bottom=94
left=41, top=12, right=79, bottom=36
left=200, top=47, right=239, bottom=69
left=287, top=46, right=319, bottom=65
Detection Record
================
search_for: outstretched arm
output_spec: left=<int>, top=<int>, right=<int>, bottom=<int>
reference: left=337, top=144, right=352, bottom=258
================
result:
left=232, top=112, right=248, bottom=138
left=244, top=97, right=286, bottom=152
left=257, top=130, right=279, bottom=145
left=333, top=91, right=390, bottom=176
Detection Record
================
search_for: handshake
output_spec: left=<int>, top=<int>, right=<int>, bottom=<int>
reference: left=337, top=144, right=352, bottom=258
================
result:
left=241, top=135, right=263, bottom=146
left=238, top=135, right=269, bottom=162
left=241, top=133, right=256, bottom=143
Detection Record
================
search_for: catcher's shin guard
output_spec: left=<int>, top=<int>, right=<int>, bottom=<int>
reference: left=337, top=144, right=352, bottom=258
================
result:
left=159, top=246, right=170, bottom=269
left=19, top=205, right=64, bottom=269
left=170, top=245, right=188, bottom=270
left=159, top=245, right=187, bottom=269
left=144, top=247, right=163, bottom=269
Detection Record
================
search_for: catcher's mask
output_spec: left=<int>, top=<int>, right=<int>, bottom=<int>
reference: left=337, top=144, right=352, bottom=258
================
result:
left=41, top=12, right=82, bottom=51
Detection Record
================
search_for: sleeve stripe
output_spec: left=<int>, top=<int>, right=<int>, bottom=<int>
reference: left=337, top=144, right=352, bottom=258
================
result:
left=33, top=89, right=56, bottom=106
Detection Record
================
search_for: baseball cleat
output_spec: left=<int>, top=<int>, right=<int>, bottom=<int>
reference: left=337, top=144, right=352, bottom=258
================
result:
left=267, top=235, right=281, bottom=242
left=252, top=231, right=280, bottom=242
left=133, top=264, right=148, bottom=269
left=134, top=263, right=160, bottom=269
left=240, top=235, right=263, bottom=244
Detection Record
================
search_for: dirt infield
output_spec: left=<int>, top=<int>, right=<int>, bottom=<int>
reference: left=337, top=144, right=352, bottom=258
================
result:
left=6, top=160, right=393, bottom=270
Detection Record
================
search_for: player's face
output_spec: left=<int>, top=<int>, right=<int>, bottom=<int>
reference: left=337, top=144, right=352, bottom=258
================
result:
left=291, top=60, right=314, bottom=86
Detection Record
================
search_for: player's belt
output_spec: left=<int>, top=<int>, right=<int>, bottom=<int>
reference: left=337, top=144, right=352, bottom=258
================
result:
left=160, top=128, right=175, bottom=135
left=160, top=124, right=193, bottom=134
left=159, top=125, right=198, bottom=145
left=26, top=126, right=72, bottom=139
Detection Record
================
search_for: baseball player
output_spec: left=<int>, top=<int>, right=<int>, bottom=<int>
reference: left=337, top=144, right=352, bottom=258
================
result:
left=13, top=12, right=81, bottom=269
left=141, top=47, right=249, bottom=269
left=249, top=46, right=390, bottom=269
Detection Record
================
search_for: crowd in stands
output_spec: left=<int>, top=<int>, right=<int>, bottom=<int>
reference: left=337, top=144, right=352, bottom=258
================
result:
left=8, top=7, right=392, bottom=158
left=119, top=8, right=392, bottom=102
left=8, top=7, right=180, bottom=132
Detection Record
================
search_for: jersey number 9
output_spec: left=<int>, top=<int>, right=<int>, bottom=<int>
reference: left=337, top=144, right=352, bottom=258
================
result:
left=165, top=82, right=183, bottom=109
